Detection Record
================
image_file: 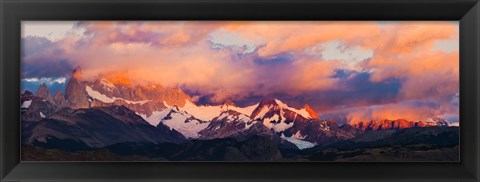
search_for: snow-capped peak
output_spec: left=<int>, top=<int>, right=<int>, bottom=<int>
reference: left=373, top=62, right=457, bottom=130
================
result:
left=180, top=100, right=259, bottom=121
left=280, top=133, right=316, bottom=150
left=181, top=100, right=224, bottom=121
left=302, top=104, right=319, bottom=119
left=85, top=86, right=150, bottom=105
left=221, top=99, right=237, bottom=107
left=274, top=99, right=287, bottom=106
left=426, top=116, right=450, bottom=127
left=250, top=99, right=321, bottom=133
left=274, top=99, right=314, bottom=119
left=160, top=107, right=209, bottom=139
left=100, top=78, right=116, bottom=91
left=21, top=100, right=33, bottom=109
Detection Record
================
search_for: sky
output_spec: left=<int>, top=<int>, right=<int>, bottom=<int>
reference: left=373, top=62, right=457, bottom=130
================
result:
left=21, top=21, right=459, bottom=124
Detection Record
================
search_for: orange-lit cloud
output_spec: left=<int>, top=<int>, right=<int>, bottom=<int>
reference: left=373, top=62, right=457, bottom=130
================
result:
left=21, top=21, right=459, bottom=123
left=345, top=102, right=445, bottom=124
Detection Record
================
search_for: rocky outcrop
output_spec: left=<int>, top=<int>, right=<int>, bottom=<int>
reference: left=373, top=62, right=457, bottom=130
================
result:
left=303, top=104, right=318, bottom=119
left=52, top=88, right=69, bottom=107
left=22, top=105, right=186, bottom=148
left=220, top=99, right=237, bottom=109
left=351, top=119, right=438, bottom=131
left=21, top=68, right=455, bottom=153
left=36, top=83, right=51, bottom=99
left=85, top=75, right=191, bottom=116
left=64, top=67, right=90, bottom=108
left=199, top=110, right=258, bottom=139
left=20, top=94, right=57, bottom=122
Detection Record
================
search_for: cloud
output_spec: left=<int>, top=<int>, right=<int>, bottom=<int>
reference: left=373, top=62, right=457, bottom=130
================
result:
left=21, top=59, right=74, bottom=78
left=22, top=21, right=85, bottom=41
left=346, top=103, right=434, bottom=124
left=296, top=71, right=402, bottom=113
left=21, top=77, right=67, bottom=94
left=215, top=22, right=382, bottom=58
left=23, top=77, right=67, bottom=85
left=321, top=98, right=458, bottom=124
left=304, top=40, right=373, bottom=68
left=21, top=21, right=459, bottom=122
left=21, top=36, right=53, bottom=57
left=77, top=21, right=220, bottom=48
left=209, top=29, right=262, bottom=54
left=21, top=35, right=79, bottom=78
left=432, top=38, right=459, bottom=52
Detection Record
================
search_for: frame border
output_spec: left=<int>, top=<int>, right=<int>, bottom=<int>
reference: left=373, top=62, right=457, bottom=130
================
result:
left=1, top=0, right=479, bottom=181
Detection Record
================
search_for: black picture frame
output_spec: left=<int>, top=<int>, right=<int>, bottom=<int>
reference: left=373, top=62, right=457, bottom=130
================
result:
left=1, top=0, right=479, bottom=181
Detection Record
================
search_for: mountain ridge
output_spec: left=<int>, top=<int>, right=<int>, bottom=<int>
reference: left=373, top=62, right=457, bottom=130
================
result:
left=21, top=70, right=455, bottom=150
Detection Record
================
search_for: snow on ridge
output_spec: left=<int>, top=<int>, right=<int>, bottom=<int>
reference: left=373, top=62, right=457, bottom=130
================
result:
left=239, top=114, right=255, bottom=129
left=263, top=114, right=294, bottom=132
left=449, top=122, right=460, bottom=127
left=281, top=134, right=316, bottom=150
left=21, top=100, right=32, bottom=109
left=216, top=112, right=230, bottom=121
left=215, top=111, right=254, bottom=129
left=161, top=110, right=209, bottom=139
left=181, top=100, right=259, bottom=122
left=137, top=109, right=172, bottom=126
left=274, top=99, right=312, bottom=119
left=254, top=105, right=272, bottom=120
left=163, top=101, right=171, bottom=108
left=86, top=86, right=115, bottom=103
left=100, top=79, right=116, bottom=91
left=138, top=101, right=212, bottom=138
left=151, top=100, right=261, bottom=138
left=182, top=100, right=223, bottom=121
left=86, top=86, right=150, bottom=105
left=39, top=112, right=46, bottom=118
left=292, top=131, right=306, bottom=140
left=255, top=101, right=300, bottom=132
left=222, top=103, right=259, bottom=117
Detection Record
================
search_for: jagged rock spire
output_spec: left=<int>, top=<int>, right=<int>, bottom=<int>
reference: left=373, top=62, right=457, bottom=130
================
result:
left=23, top=90, right=33, bottom=95
left=36, top=83, right=51, bottom=99
left=65, top=67, right=90, bottom=108
left=223, top=99, right=236, bottom=106
left=72, top=65, right=83, bottom=79
left=53, top=87, right=69, bottom=107
left=221, top=99, right=237, bottom=110
left=54, top=87, right=63, bottom=97
left=303, top=104, right=319, bottom=119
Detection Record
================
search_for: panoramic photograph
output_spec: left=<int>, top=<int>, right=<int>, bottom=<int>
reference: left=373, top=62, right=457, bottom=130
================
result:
left=20, top=21, right=459, bottom=161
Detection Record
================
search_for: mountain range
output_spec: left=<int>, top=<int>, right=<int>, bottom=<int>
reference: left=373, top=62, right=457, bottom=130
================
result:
left=20, top=68, right=459, bottom=161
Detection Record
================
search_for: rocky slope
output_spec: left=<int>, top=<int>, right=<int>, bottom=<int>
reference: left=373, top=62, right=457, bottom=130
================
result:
left=64, top=67, right=90, bottom=108
left=22, top=105, right=186, bottom=148
left=20, top=68, right=456, bottom=152
left=351, top=119, right=441, bottom=131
